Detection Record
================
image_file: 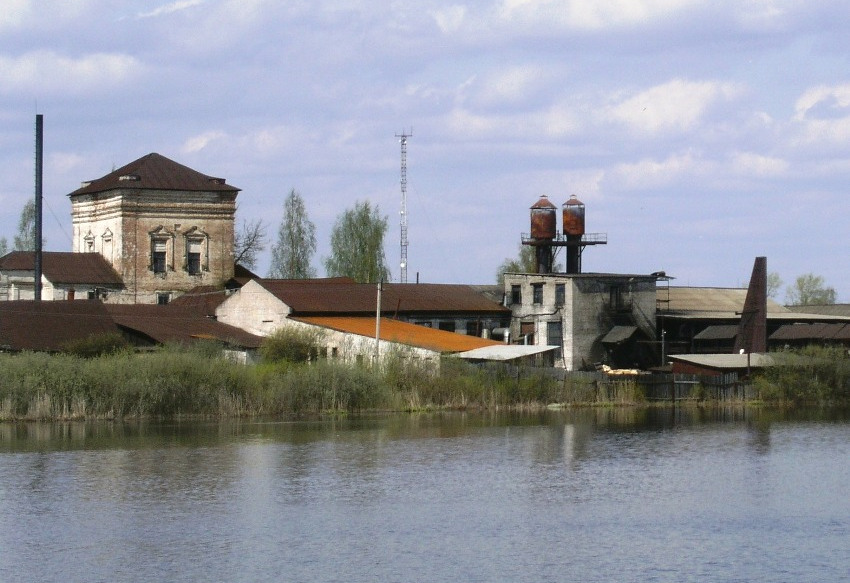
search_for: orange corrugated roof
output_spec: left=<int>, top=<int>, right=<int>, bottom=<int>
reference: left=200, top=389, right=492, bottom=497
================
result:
left=293, top=316, right=503, bottom=353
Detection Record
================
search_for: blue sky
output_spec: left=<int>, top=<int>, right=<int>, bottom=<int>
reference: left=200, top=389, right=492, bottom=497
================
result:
left=2, top=1, right=849, bottom=300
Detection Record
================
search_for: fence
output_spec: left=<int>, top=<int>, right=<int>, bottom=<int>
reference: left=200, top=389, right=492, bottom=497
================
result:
left=637, top=372, right=757, bottom=402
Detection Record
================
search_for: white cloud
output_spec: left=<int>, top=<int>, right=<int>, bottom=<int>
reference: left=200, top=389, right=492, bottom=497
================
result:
left=471, top=65, right=548, bottom=107
left=0, top=0, right=94, bottom=31
left=497, top=0, right=699, bottom=31
left=790, top=84, right=850, bottom=147
left=431, top=5, right=467, bottom=34
left=49, top=152, right=86, bottom=174
left=794, top=83, right=850, bottom=120
left=137, top=0, right=206, bottom=19
left=182, top=130, right=228, bottom=154
left=611, top=151, right=705, bottom=190
left=730, top=151, right=788, bottom=177
left=0, top=0, right=31, bottom=30
left=609, top=79, right=742, bottom=134
left=0, top=51, right=144, bottom=95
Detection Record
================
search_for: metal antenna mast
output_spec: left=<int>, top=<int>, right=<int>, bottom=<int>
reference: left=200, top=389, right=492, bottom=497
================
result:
left=396, top=130, right=412, bottom=283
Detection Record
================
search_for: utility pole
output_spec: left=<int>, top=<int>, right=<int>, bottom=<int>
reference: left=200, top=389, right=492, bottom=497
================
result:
left=396, top=130, right=412, bottom=283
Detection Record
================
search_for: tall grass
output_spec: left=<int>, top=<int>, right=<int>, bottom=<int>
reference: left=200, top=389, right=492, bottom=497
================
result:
left=753, top=346, right=850, bottom=405
left=0, top=342, right=720, bottom=422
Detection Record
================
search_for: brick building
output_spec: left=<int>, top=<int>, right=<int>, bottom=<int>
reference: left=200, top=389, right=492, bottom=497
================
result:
left=68, top=153, right=239, bottom=304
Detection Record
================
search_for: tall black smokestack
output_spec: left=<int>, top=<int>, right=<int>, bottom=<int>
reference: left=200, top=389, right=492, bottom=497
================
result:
left=34, top=114, right=43, bottom=301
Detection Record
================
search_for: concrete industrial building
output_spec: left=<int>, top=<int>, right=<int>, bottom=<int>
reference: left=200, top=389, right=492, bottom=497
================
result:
left=502, top=195, right=662, bottom=371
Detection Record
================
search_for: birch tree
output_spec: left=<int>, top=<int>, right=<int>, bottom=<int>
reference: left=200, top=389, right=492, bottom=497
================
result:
left=269, top=189, right=317, bottom=278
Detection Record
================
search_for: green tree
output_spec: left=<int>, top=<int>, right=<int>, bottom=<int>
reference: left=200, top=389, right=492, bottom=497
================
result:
left=269, top=189, right=317, bottom=278
left=324, top=200, right=389, bottom=283
left=496, top=244, right=536, bottom=284
left=495, top=244, right=562, bottom=284
left=0, top=237, right=8, bottom=257
left=767, top=272, right=783, bottom=299
left=13, top=199, right=39, bottom=251
left=234, top=218, right=267, bottom=270
left=785, top=273, right=837, bottom=306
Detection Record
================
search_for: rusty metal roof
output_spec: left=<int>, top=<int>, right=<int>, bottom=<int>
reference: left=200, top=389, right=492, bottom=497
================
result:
left=68, top=153, right=240, bottom=196
left=0, top=300, right=120, bottom=352
left=658, top=287, right=788, bottom=316
left=105, top=304, right=262, bottom=348
left=259, top=280, right=510, bottom=316
left=0, top=251, right=123, bottom=286
left=169, top=286, right=229, bottom=316
left=0, top=300, right=260, bottom=352
left=294, top=316, right=503, bottom=353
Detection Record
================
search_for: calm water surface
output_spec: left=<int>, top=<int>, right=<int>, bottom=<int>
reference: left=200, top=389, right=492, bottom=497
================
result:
left=1, top=407, right=848, bottom=583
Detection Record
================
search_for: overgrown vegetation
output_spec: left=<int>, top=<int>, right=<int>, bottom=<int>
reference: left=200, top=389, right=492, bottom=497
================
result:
left=752, top=346, right=850, bottom=405
left=1, top=343, right=846, bottom=421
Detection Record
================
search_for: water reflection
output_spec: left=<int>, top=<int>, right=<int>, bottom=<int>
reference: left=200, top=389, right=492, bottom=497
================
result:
left=1, top=406, right=849, bottom=583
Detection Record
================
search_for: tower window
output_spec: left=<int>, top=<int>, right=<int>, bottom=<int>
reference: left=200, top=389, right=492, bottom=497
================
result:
left=152, top=240, right=167, bottom=274
left=187, top=239, right=202, bottom=275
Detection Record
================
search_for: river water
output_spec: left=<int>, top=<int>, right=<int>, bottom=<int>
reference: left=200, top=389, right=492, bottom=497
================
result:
left=1, top=407, right=848, bottom=583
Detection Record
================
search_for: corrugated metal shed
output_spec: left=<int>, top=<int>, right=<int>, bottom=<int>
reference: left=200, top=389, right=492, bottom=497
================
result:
left=454, top=345, right=557, bottom=361
left=601, top=326, right=637, bottom=344
left=294, top=316, right=502, bottom=353
left=658, top=287, right=789, bottom=317
left=0, top=251, right=123, bottom=286
left=68, top=153, right=240, bottom=196
left=693, top=325, right=740, bottom=341
left=260, top=280, right=510, bottom=317
left=769, top=323, right=849, bottom=342
left=786, top=304, right=850, bottom=317
left=668, top=353, right=776, bottom=370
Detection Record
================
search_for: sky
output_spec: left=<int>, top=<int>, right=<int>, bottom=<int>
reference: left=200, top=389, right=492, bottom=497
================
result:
left=2, top=1, right=850, bottom=301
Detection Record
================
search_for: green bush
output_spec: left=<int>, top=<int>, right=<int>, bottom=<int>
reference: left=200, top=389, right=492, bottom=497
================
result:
left=61, top=332, right=130, bottom=358
left=259, top=326, right=326, bottom=364
left=754, top=346, right=850, bottom=404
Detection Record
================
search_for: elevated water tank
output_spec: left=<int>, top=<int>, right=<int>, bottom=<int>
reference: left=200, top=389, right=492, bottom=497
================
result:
left=562, top=195, right=585, bottom=237
left=530, top=195, right=557, bottom=240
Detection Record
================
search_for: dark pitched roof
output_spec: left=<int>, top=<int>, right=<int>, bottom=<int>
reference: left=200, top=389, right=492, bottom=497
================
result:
left=0, top=251, right=123, bottom=286
left=786, top=304, right=850, bottom=317
left=104, top=304, right=262, bottom=348
left=0, top=300, right=121, bottom=352
left=769, top=322, right=850, bottom=342
left=256, top=280, right=510, bottom=316
left=68, top=153, right=240, bottom=197
left=169, top=286, right=229, bottom=316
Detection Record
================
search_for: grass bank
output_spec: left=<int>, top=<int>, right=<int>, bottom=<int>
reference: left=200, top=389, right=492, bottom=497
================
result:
left=0, top=343, right=639, bottom=421
left=2, top=343, right=847, bottom=421
left=752, top=346, right=850, bottom=405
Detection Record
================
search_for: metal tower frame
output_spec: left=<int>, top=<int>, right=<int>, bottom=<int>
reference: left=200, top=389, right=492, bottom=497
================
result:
left=396, top=130, right=412, bottom=283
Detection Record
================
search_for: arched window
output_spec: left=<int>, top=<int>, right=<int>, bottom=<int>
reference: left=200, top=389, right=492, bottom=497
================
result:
left=149, top=226, right=174, bottom=275
left=183, top=227, right=209, bottom=275
left=83, top=231, right=95, bottom=252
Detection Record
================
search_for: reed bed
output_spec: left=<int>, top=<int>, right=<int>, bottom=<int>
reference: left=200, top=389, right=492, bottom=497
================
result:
left=7, top=341, right=846, bottom=421
left=0, top=342, right=633, bottom=421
